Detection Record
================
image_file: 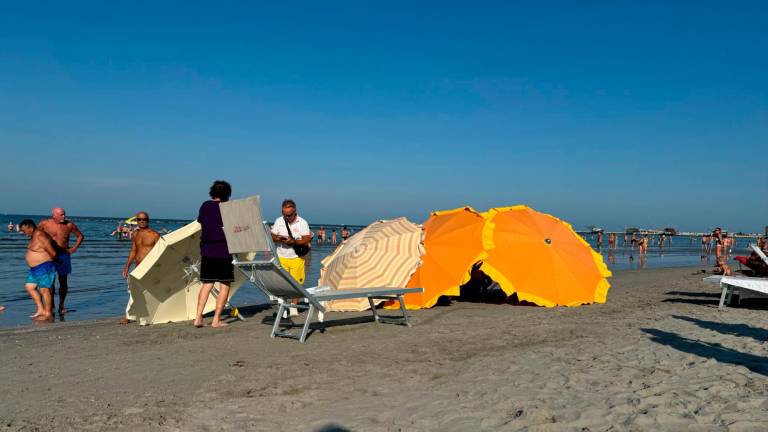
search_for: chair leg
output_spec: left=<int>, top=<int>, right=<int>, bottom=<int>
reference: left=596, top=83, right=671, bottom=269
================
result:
left=368, top=297, right=380, bottom=323
left=397, top=294, right=412, bottom=327
left=299, top=304, right=314, bottom=343
left=272, top=303, right=286, bottom=338
left=718, top=284, right=729, bottom=310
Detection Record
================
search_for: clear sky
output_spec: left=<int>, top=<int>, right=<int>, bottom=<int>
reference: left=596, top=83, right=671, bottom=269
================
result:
left=1, top=1, right=766, bottom=232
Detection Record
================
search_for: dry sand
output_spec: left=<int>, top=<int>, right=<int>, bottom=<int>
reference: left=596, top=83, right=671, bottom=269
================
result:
left=2, top=266, right=768, bottom=431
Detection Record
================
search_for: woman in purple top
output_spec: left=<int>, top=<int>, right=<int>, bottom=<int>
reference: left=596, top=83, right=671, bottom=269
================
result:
left=193, top=180, right=234, bottom=328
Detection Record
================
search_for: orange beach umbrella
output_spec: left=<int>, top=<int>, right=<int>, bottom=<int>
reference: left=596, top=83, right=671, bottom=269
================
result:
left=480, top=206, right=611, bottom=307
left=397, top=207, right=492, bottom=309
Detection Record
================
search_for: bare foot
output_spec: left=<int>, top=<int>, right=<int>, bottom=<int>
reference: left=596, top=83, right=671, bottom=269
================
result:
left=34, top=314, right=53, bottom=322
left=211, top=321, right=229, bottom=328
left=118, top=317, right=131, bottom=325
left=0, top=305, right=5, bottom=313
left=29, top=310, right=43, bottom=319
left=193, top=318, right=205, bottom=328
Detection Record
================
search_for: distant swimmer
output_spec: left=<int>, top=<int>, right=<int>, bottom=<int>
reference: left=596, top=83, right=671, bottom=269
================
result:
left=638, top=235, right=649, bottom=255
left=19, top=219, right=59, bottom=322
left=596, top=231, right=603, bottom=250
left=120, top=212, right=161, bottom=325
left=6, top=221, right=13, bottom=232
left=39, top=208, right=84, bottom=315
left=331, top=229, right=338, bottom=245
left=713, top=227, right=724, bottom=260
left=341, top=226, right=350, bottom=242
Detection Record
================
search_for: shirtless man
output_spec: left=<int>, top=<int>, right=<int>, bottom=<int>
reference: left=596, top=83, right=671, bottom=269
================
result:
left=19, top=219, right=59, bottom=321
left=120, top=212, right=160, bottom=324
left=39, top=207, right=84, bottom=315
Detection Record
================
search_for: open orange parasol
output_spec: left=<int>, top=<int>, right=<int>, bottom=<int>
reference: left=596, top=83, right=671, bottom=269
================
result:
left=396, top=207, right=492, bottom=309
left=480, top=206, right=611, bottom=307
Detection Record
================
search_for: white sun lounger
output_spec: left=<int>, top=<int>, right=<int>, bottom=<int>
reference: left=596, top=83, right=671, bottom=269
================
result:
left=703, top=275, right=768, bottom=309
left=219, top=196, right=423, bottom=343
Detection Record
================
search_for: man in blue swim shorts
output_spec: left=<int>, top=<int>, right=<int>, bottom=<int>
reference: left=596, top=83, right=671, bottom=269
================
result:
left=19, top=219, right=59, bottom=321
left=39, top=207, right=84, bottom=315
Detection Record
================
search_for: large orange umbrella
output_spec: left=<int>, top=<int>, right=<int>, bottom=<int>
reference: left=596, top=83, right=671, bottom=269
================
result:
left=480, top=206, right=611, bottom=307
left=397, top=207, right=492, bottom=309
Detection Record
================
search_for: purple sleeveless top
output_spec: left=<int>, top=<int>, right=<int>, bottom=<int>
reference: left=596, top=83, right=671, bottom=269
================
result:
left=197, top=200, right=230, bottom=258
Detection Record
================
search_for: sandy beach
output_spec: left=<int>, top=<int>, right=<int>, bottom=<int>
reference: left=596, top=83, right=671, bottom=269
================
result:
left=2, top=266, right=767, bottom=431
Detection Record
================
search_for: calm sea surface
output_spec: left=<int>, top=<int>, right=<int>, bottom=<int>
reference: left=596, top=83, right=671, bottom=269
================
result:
left=0, top=214, right=757, bottom=328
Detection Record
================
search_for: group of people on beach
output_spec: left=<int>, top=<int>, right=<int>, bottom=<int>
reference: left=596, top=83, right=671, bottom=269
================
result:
left=314, top=226, right=351, bottom=245
left=7, top=180, right=337, bottom=326
left=13, top=209, right=84, bottom=321
left=119, top=180, right=314, bottom=328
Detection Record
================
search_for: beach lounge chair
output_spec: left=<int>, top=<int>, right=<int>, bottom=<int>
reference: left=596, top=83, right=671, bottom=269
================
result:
left=219, top=196, right=424, bottom=343
left=703, top=275, right=768, bottom=309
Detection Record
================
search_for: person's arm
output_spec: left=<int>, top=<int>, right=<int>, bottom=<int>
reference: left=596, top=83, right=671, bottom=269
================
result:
left=270, top=220, right=288, bottom=244
left=122, top=236, right=139, bottom=278
left=37, top=232, right=59, bottom=261
left=70, top=223, right=84, bottom=253
left=292, top=220, right=312, bottom=246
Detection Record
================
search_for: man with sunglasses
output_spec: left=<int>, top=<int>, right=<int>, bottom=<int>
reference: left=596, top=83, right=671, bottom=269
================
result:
left=120, top=211, right=160, bottom=324
left=270, top=199, right=312, bottom=285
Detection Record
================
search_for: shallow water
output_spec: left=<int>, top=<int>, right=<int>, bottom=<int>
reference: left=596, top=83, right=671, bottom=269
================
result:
left=0, top=215, right=756, bottom=328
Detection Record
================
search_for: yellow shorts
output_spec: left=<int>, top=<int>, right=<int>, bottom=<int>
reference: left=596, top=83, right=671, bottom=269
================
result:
left=279, top=257, right=306, bottom=285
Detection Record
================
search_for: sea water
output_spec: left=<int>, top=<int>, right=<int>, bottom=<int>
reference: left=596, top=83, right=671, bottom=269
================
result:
left=0, top=215, right=757, bottom=328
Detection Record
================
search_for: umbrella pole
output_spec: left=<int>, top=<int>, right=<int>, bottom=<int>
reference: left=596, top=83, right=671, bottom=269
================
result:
left=211, top=286, right=247, bottom=322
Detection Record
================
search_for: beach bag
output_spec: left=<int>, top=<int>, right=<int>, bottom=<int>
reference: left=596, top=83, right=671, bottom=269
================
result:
left=284, top=217, right=310, bottom=257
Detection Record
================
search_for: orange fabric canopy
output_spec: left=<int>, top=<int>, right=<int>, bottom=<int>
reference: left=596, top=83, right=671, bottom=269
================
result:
left=397, top=207, right=491, bottom=309
left=480, top=206, right=611, bottom=307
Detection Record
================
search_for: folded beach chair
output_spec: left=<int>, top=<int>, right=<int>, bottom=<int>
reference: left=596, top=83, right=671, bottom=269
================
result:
left=219, top=196, right=424, bottom=343
left=703, top=275, right=768, bottom=309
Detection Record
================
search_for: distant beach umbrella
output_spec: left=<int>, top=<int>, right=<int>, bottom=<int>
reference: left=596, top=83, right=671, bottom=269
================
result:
left=394, top=207, right=491, bottom=309
left=480, top=206, right=612, bottom=307
left=319, top=217, right=424, bottom=312
left=127, top=221, right=251, bottom=324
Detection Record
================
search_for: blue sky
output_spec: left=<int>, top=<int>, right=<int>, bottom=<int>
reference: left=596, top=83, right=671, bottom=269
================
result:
left=1, top=1, right=766, bottom=232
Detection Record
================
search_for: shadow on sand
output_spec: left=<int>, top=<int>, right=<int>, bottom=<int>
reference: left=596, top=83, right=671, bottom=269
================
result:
left=672, top=315, right=768, bottom=343
left=641, top=328, right=768, bottom=377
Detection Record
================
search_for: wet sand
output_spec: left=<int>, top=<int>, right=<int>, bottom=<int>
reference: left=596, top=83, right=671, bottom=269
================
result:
left=2, top=266, right=768, bottom=431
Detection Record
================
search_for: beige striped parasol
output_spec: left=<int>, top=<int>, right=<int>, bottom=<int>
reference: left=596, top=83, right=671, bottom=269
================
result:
left=319, top=217, right=424, bottom=311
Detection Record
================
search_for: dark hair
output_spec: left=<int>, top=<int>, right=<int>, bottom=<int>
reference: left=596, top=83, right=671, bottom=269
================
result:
left=281, top=199, right=296, bottom=208
left=19, top=219, right=36, bottom=230
left=209, top=180, right=232, bottom=201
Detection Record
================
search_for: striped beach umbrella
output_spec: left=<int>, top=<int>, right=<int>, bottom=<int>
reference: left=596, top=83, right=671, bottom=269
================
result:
left=480, top=206, right=612, bottom=307
left=319, top=217, right=424, bottom=312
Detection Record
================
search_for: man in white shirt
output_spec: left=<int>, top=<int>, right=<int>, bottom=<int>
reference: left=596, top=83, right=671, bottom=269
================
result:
left=270, top=199, right=312, bottom=285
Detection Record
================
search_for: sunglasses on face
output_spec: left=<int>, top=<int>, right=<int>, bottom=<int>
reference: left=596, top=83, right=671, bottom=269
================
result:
left=137, top=218, right=149, bottom=222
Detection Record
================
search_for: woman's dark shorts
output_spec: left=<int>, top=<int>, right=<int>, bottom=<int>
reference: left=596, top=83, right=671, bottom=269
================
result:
left=200, top=256, right=235, bottom=283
